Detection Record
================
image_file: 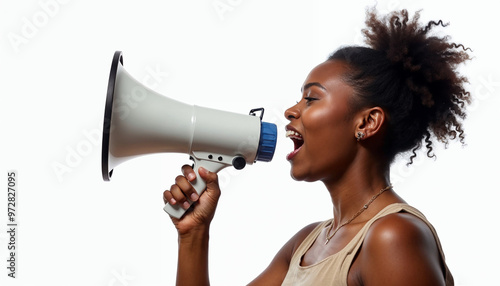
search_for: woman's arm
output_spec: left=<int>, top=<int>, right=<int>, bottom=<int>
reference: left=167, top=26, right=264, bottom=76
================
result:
left=176, top=225, right=210, bottom=286
left=164, top=166, right=221, bottom=286
left=165, top=166, right=320, bottom=286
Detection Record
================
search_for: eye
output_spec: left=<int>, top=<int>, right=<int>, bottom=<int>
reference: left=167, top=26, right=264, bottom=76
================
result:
left=304, top=97, right=318, bottom=105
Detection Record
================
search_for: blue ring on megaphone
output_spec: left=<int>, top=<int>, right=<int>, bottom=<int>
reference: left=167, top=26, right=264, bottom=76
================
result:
left=255, top=122, right=277, bottom=162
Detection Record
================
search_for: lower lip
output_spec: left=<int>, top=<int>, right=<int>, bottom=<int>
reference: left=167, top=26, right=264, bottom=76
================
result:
left=286, top=146, right=302, bottom=161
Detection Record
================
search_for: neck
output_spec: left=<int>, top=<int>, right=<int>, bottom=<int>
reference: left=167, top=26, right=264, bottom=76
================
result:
left=323, top=157, right=392, bottom=226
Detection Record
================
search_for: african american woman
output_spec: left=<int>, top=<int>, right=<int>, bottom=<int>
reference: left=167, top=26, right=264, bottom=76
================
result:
left=163, top=8, right=470, bottom=286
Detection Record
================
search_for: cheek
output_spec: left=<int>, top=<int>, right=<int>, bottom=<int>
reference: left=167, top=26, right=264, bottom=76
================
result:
left=302, top=107, right=356, bottom=174
left=302, top=105, right=349, bottom=143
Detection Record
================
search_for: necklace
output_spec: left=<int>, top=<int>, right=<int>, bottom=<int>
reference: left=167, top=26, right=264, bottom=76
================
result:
left=324, top=185, right=393, bottom=245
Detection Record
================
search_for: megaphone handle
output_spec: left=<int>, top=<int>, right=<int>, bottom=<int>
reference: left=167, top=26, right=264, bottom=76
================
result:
left=163, top=158, right=229, bottom=219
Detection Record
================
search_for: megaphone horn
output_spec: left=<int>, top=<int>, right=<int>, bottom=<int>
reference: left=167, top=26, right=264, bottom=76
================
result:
left=101, top=51, right=277, bottom=218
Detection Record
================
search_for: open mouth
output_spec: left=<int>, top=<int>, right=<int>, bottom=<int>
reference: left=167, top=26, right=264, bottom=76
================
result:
left=286, top=129, right=303, bottom=160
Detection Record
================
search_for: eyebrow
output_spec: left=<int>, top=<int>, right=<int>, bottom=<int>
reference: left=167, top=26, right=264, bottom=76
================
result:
left=301, top=82, right=327, bottom=93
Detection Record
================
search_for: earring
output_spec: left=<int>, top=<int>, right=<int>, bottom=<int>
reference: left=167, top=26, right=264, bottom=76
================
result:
left=356, top=132, right=365, bottom=141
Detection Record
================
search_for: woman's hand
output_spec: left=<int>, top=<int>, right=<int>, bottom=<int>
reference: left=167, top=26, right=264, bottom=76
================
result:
left=163, top=165, right=221, bottom=236
left=164, top=165, right=218, bottom=286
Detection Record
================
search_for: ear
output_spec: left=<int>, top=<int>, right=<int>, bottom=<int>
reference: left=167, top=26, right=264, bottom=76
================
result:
left=354, top=107, right=386, bottom=141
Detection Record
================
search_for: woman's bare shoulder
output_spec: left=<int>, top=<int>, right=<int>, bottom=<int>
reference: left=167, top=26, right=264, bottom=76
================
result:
left=355, top=212, right=446, bottom=285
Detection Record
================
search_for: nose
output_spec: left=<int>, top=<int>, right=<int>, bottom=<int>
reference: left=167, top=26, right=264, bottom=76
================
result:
left=284, top=103, right=300, bottom=120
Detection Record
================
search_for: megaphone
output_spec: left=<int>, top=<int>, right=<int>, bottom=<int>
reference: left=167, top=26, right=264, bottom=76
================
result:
left=101, top=51, right=277, bottom=218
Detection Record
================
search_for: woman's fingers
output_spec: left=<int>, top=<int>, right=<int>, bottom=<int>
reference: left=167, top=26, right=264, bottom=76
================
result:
left=163, top=188, right=176, bottom=205
left=163, top=165, right=199, bottom=210
left=181, top=164, right=197, bottom=182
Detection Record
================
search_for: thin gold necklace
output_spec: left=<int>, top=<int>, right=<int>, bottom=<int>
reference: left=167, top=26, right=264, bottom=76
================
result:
left=325, top=185, right=393, bottom=245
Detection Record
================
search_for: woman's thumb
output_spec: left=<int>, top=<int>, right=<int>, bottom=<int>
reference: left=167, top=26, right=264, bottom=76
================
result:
left=198, top=167, right=220, bottom=191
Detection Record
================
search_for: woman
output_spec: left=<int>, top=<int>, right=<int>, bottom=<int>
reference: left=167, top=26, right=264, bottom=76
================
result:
left=163, top=8, right=470, bottom=285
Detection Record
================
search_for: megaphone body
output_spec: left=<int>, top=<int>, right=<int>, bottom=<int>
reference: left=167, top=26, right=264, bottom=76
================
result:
left=102, top=51, right=277, bottom=218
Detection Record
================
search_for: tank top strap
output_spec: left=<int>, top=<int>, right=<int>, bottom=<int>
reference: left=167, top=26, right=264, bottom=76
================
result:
left=359, top=203, right=447, bottom=258
left=342, top=203, right=437, bottom=256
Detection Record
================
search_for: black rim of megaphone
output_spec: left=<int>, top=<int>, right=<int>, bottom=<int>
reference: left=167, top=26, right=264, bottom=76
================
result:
left=101, top=51, right=123, bottom=181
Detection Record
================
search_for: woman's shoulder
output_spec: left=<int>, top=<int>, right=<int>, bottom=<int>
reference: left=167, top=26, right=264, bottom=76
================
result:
left=355, top=211, right=446, bottom=284
left=365, top=211, right=438, bottom=249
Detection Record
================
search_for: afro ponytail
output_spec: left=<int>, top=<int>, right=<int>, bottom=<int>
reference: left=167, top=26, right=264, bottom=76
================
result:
left=329, top=8, right=472, bottom=164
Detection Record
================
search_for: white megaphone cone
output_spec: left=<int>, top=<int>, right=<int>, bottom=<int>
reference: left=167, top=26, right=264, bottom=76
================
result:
left=101, top=51, right=277, bottom=218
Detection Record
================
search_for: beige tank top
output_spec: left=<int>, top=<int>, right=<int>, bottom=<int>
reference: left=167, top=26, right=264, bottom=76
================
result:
left=281, top=203, right=454, bottom=285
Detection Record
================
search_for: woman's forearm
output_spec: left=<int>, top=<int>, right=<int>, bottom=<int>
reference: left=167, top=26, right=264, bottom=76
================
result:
left=176, top=226, right=210, bottom=286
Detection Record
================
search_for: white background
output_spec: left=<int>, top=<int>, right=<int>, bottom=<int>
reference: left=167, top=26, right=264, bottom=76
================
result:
left=1, top=0, right=499, bottom=285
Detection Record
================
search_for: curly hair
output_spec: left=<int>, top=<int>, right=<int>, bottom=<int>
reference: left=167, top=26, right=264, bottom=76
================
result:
left=329, top=8, right=472, bottom=164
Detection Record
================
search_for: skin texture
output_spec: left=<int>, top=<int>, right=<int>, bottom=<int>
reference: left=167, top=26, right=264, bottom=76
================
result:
left=163, top=60, right=446, bottom=286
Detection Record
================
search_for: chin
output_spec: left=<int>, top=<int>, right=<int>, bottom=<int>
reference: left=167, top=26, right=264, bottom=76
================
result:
left=289, top=167, right=303, bottom=181
left=289, top=168, right=317, bottom=183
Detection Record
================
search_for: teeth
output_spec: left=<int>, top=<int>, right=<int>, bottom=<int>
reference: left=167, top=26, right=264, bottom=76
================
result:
left=286, top=130, right=303, bottom=139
